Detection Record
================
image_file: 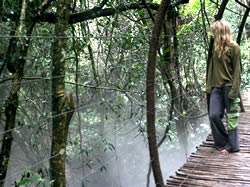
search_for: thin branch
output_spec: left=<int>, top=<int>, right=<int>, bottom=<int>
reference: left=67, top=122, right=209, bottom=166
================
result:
left=207, top=0, right=229, bottom=81
left=207, top=0, right=229, bottom=114
left=236, top=3, right=249, bottom=113
left=120, top=12, right=152, bottom=22
left=0, top=76, right=53, bottom=85
left=210, top=0, right=244, bottom=16
left=0, top=62, right=6, bottom=77
left=237, top=4, right=250, bottom=45
left=200, top=0, right=209, bottom=51
left=141, top=0, right=155, bottom=22
left=93, top=0, right=109, bottom=10
left=38, top=0, right=54, bottom=15
left=0, top=78, right=12, bottom=84
left=235, top=0, right=250, bottom=9
left=203, top=0, right=210, bottom=26
left=64, top=81, right=141, bottom=94
left=123, top=92, right=144, bottom=107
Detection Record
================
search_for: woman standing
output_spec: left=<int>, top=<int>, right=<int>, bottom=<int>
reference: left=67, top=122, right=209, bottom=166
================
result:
left=206, top=20, right=241, bottom=154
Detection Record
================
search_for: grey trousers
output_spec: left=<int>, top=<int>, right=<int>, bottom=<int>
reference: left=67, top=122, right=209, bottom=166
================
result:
left=209, top=87, right=240, bottom=152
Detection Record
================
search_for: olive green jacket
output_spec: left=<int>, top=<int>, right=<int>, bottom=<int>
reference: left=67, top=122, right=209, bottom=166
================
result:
left=206, top=43, right=241, bottom=99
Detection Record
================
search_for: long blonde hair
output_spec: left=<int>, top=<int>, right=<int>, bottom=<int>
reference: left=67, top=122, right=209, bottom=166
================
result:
left=210, top=20, right=235, bottom=57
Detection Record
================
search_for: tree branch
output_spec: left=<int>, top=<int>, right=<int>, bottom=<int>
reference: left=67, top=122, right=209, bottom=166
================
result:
left=206, top=0, right=229, bottom=112
left=3, top=2, right=160, bottom=24
left=237, top=3, right=250, bottom=45
left=207, top=0, right=229, bottom=79
left=93, top=0, right=109, bottom=10
left=141, top=0, right=155, bottom=22
left=210, top=0, right=243, bottom=16
left=64, top=81, right=141, bottom=94
left=235, top=0, right=250, bottom=9
left=173, top=0, right=189, bottom=7
left=146, top=0, right=171, bottom=186
left=37, top=2, right=160, bottom=24
left=236, top=2, right=249, bottom=113
left=38, top=0, right=54, bottom=15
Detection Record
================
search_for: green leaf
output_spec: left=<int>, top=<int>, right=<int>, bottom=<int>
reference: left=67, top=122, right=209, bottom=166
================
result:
left=152, top=0, right=161, bottom=4
left=18, top=177, right=45, bottom=186
left=7, top=0, right=14, bottom=4
left=18, top=178, right=31, bottom=186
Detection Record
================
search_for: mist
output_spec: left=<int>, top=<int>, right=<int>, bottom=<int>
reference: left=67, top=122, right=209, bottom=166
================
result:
left=0, top=99, right=210, bottom=187
left=67, top=116, right=210, bottom=187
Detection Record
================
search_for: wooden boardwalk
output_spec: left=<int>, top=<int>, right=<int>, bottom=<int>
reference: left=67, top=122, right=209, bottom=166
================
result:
left=166, top=89, right=250, bottom=187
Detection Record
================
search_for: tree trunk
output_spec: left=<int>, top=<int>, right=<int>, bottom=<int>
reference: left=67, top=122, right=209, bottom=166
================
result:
left=146, top=0, right=171, bottom=186
left=236, top=2, right=249, bottom=113
left=71, top=24, right=87, bottom=186
left=206, top=0, right=229, bottom=112
left=158, top=5, right=189, bottom=160
left=0, top=0, right=53, bottom=184
left=0, top=0, right=35, bottom=185
left=49, top=0, right=74, bottom=186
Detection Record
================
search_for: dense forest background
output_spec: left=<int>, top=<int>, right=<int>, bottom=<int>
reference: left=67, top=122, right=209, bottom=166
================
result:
left=0, top=0, right=249, bottom=186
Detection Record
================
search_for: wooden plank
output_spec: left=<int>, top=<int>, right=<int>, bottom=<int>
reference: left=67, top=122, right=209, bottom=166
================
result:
left=166, top=91, right=250, bottom=186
